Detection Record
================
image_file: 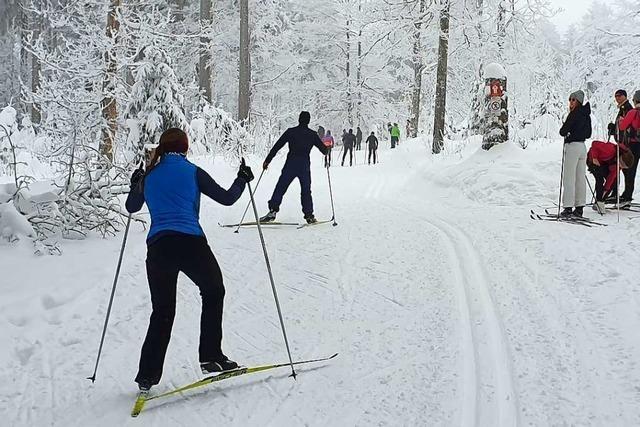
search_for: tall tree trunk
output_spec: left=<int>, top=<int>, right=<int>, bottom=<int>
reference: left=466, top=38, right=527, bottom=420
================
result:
left=468, top=0, right=484, bottom=136
left=496, top=0, right=507, bottom=62
left=356, top=0, right=362, bottom=127
left=238, top=0, right=250, bottom=122
left=409, top=0, right=426, bottom=139
left=31, top=0, right=41, bottom=124
left=101, top=0, right=121, bottom=163
left=346, top=15, right=353, bottom=126
left=19, top=0, right=30, bottom=116
left=199, top=0, right=212, bottom=102
left=432, top=0, right=450, bottom=154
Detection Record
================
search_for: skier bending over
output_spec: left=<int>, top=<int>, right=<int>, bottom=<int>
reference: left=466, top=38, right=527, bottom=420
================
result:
left=322, top=130, right=335, bottom=167
left=587, top=141, right=633, bottom=214
left=260, top=111, right=328, bottom=224
left=125, top=128, right=255, bottom=393
left=559, top=90, right=591, bottom=218
left=366, top=131, right=379, bottom=164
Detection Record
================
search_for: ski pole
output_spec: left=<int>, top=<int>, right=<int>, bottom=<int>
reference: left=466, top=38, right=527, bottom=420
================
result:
left=234, top=169, right=265, bottom=233
left=88, top=213, right=132, bottom=383
left=557, top=144, right=566, bottom=219
left=244, top=159, right=297, bottom=379
left=585, top=174, right=597, bottom=210
left=326, top=163, right=338, bottom=226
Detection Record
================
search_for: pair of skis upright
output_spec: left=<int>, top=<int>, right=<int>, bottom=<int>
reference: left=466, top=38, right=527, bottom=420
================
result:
left=131, top=353, right=338, bottom=417
left=530, top=209, right=607, bottom=227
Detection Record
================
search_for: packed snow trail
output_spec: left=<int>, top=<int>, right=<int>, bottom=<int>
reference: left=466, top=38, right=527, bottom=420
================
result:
left=1, top=139, right=640, bottom=426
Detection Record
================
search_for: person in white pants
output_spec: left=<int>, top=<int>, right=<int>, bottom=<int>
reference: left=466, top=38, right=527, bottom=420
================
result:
left=559, top=90, right=592, bottom=217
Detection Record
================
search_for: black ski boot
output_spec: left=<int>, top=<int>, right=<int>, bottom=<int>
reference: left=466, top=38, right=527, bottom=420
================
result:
left=304, top=214, right=318, bottom=224
left=200, top=355, right=239, bottom=374
left=137, top=379, right=153, bottom=394
left=259, top=210, right=277, bottom=223
left=560, top=207, right=573, bottom=218
left=573, top=206, right=584, bottom=217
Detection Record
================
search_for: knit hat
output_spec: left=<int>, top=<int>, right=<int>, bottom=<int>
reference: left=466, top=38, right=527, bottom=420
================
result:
left=569, top=90, right=585, bottom=104
left=159, top=128, right=189, bottom=153
left=615, top=89, right=627, bottom=98
left=298, top=111, right=311, bottom=126
left=633, top=90, right=640, bottom=105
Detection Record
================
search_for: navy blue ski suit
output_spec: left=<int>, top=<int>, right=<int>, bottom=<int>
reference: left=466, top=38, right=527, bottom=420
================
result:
left=265, top=124, right=328, bottom=215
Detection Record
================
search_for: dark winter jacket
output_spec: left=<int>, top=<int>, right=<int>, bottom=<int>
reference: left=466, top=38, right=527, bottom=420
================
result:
left=619, top=107, right=640, bottom=144
left=356, top=128, right=363, bottom=143
left=125, top=154, right=245, bottom=244
left=343, top=132, right=356, bottom=148
left=615, top=100, right=634, bottom=142
left=265, top=124, right=328, bottom=165
left=559, top=102, right=592, bottom=143
left=366, top=135, right=378, bottom=149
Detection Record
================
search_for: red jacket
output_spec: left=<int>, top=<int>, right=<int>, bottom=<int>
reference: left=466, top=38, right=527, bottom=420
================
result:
left=619, top=108, right=640, bottom=142
left=587, top=141, right=621, bottom=192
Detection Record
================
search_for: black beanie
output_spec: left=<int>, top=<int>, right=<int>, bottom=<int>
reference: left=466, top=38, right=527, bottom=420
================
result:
left=615, top=89, right=627, bottom=98
left=298, top=111, right=311, bottom=126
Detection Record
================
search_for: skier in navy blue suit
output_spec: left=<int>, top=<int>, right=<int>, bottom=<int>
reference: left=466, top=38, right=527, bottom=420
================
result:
left=125, top=128, right=254, bottom=393
left=260, top=111, right=328, bottom=224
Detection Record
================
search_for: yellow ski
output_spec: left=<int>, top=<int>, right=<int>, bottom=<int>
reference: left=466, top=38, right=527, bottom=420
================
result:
left=130, top=353, right=338, bottom=417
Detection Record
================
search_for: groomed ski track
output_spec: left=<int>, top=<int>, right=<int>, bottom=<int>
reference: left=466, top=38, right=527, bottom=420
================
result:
left=2, top=141, right=639, bottom=426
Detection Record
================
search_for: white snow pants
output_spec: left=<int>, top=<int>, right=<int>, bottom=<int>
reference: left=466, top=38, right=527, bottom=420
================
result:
left=562, top=142, right=587, bottom=208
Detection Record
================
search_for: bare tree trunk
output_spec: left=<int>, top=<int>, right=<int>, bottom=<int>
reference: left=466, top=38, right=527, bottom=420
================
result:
left=101, top=0, right=121, bottom=163
left=468, top=0, right=484, bottom=136
left=19, top=0, right=30, bottom=116
left=238, top=0, right=250, bottom=122
left=31, top=0, right=41, bottom=124
left=409, top=0, right=427, bottom=139
left=356, top=0, right=362, bottom=127
left=346, top=14, right=353, bottom=127
left=432, top=0, right=450, bottom=154
left=496, top=0, right=507, bottom=62
left=199, top=0, right=212, bottom=102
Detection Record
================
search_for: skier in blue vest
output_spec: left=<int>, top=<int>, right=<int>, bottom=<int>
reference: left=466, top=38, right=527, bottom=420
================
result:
left=260, top=111, right=328, bottom=224
left=125, top=128, right=254, bottom=393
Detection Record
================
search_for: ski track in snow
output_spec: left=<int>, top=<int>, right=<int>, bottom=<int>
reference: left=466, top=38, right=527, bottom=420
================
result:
left=2, top=141, right=640, bottom=426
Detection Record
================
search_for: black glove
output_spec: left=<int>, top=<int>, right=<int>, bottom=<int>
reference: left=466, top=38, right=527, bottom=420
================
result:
left=608, top=123, right=616, bottom=136
left=237, top=158, right=254, bottom=183
left=130, top=162, right=145, bottom=188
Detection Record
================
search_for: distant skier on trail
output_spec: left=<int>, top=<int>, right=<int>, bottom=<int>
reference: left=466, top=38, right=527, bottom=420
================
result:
left=342, top=128, right=356, bottom=167
left=559, top=90, right=591, bottom=218
left=366, top=131, right=379, bottom=165
left=617, top=90, right=640, bottom=206
left=587, top=140, right=633, bottom=214
left=125, top=128, right=255, bottom=393
left=391, top=123, right=400, bottom=148
left=356, top=126, right=363, bottom=150
left=259, top=111, right=328, bottom=224
left=322, top=130, right=335, bottom=168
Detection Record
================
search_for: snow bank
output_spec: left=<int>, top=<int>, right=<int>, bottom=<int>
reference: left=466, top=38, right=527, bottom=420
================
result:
left=425, top=139, right=562, bottom=206
left=0, top=201, right=35, bottom=241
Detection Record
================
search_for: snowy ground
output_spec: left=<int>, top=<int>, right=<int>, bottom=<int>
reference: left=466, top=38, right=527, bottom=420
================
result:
left=2, top=137, right=640, bottom=426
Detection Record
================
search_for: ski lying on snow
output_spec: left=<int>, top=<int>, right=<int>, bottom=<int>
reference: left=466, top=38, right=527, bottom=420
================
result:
left=542, top=209, right=607, bottom=226
left=530, top=210, right=592, bottom=227
left=131, top=353, right=338, bottom=417
left=297, top=219, right=335, bottom=229
left=218, top=221, right=300, bottom=228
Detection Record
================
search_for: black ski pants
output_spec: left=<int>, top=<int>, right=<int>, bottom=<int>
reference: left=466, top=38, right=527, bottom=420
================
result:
left=368, top=147, right=377, bottom=164
left=588, top=163, right=611, bottom=201
left=342, top=145, right=353, bottom=166
left=621, top=142, right=640, bottom=201
left=136, top=234, right=226, bottom=386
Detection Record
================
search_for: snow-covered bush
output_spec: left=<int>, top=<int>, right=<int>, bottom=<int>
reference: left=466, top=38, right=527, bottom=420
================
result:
left=190, top=103, right=253, bottom=162
left=125, top=46, right=190, bottom=158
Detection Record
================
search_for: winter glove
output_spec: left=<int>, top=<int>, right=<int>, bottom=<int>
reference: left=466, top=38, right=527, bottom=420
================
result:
left=608, top=123, right=616, bottom=136
left=237, top=158, right=255, bottom=183
left=262, top=160, right=269, bottom=170
left=130, top=162, right=145, bottom=189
